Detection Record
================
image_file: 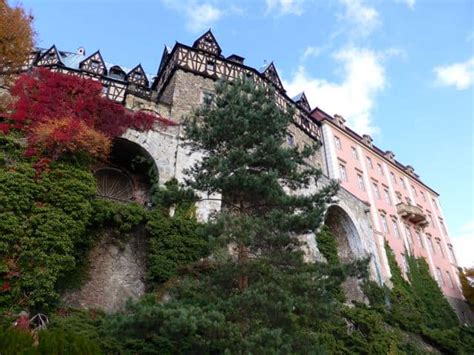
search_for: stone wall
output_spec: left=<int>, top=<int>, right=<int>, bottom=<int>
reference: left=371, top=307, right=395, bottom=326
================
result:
left=63, top=228, right=147, bottom=313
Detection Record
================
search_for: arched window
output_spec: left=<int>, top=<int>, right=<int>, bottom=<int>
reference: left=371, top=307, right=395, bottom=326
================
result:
left=95, top=167, right=134, bottom=201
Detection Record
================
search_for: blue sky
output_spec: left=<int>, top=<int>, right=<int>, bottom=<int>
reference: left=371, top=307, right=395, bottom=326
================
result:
left=15, top=0, right=473, bottom=266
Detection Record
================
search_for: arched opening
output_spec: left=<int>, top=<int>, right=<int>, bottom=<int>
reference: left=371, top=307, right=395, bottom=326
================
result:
left=94, top=138, right=158, bottom=204
left=324, top=205, right=358, bottom=262
left=324, top=205, right=366, bottom=303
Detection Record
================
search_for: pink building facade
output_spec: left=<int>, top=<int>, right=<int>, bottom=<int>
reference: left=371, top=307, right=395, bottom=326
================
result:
left=312, top=109, right=463, bottom=301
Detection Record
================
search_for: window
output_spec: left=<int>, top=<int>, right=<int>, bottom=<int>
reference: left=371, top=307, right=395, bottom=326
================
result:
left=437, top=240, right=445, bottom=258
left=91, top=60, right=100, bottom=70
left=405, top=226, right=413, bottom=246
left=377, top=163, right=384, bottom=175
left=446, top=271, right=454, bottom=288
left=439, top=219, right=447, bottom=235
left=357, top=174, right=365, bottom=191
left=401, top=254, right=409, bottom=273
left=436, top=267, right=444, bottom=286
left=392, top=220, right=400, bottom=238
left=411, top=185, right=417, bottom=197
left=400, top=178, right=406, bottom=189
left=381, top=214, right=389, bottom=233
left=406, top=196, right=411, bottom=205
left=372, top=183, right=380, bottom=199
left=287, top=133, right=295, bottom=146
left=416, top=232, right=423, bottom=248
left=391, top=172, right=397, bottom=184
left=339, top=164, right=348, bottom=182
left=366, top=156, right=373, bottom=169
left=206, top=59, right=216, bottom=71
left=432, top=198, right=439, bottom=210
left=448, top=245, right=457, bottom=264
left=421, top=191, right=426, bottom=202
left=427, top=212, right=434, bottom=225
left=383, top=189, right=391, bottom=205
left=133, top=72, right=142, bottom=81
left=334, top=136, right=342, bottom=150
left=351, top=146, right=358, bottom=160
left=427, top=235, right=435, bottom=254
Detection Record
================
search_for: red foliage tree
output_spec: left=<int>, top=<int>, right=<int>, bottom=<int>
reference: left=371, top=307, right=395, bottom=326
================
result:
left=4, top=68, right=171, bottom=160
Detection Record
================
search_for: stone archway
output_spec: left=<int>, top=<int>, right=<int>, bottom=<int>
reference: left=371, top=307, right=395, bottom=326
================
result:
left=324, top=204, right=366, bottom=303
left=94, top=137, right=159, bottom=205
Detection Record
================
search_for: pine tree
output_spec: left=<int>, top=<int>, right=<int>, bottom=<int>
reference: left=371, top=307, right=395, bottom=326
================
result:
left=184, top=78, right=340, bottom=288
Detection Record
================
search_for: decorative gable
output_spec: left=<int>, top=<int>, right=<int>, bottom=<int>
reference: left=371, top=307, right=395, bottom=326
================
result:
left=36, top=45, right=63, bottom=67
left=80, top=50, right=106, bottom=76
left=293, top=92, right=311, bottom=112
left=262, top=62, right=284, bottom=92
left=192, top=30, right=222, bottom=56
left=126, top=64, right=149, bottom=87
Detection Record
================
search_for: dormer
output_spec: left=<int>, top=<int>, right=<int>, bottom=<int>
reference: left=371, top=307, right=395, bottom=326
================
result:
left=227, top=54, right=245, bottom=65
left=80, top=50, right=106, bottom=76
left=261, top=62, right=285, bottom=92
left=109, top=65, right=126, bottom=81
left=362, top=134, right=373, bottom=147
left=126, top=64, right=149, bottom=87
left=36, top=45, right=63, bottom=67
left=193, top=30, right=222, bottom=56
left=405, top=165, right=415, bottom=175
left=77, top=47, right=86, bottom=56
left=384, top=150, right=395, bottom=162
left=334, top=114, right=346, bottom=128
left=292, top=92, right=311, bottom=112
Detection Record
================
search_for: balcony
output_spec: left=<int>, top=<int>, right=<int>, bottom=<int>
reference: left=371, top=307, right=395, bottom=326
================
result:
left=396, top=202, right=429, bottom=227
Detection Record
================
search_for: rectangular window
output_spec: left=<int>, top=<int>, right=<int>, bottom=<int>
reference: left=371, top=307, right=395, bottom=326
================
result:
left=381, top=214, right=389, bottom=234
left=437, top=240, right=445, bottom=258
left=416, top=232, right=423, bottom=248
left=427, top=236, right=435, bottom=254
left=446, top=271, right=454, bottom=288
left=406, top=196, right=411, bottom=205
left=421, top=191, right=426, bottom=202
left=400, top=178, right=406, bottom=189
left=367, top=157, right=373, bottom=169
left=432, top=198, right=439, bottom=210
left=439, top=219, right=447, bottom=235
left=377, top=163, right=384, bottom=175
left=448, top=246, right=457, bottom=264
left=373, top=183, right=380, bottom=199
left=351, top=146, right=358, bottom=160
left=427, top=212, right=434, bottom=225
left=357, top=174, right=365, bottom=191
left=334, top=136, right=342, bottom=150
left=391, top=172, right=397, bottom=184
left=436, top=267, right=444, bottom=286
left=339, top=164, right=348, bottom=182
left=411, top=185, right=418, bottom=197
left=392, top=220, right=400, bottom=238
left=383, top=189, right=391, bottom=205
left=206, top=59, right=216, bottom=71
left=405, top=226, right=413, bottom=246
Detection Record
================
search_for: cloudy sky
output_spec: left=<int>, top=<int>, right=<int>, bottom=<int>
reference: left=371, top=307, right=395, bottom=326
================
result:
left=18, top=0, right=473, bottom=266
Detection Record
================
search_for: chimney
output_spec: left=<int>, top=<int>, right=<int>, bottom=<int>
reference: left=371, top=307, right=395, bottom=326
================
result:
left=333, top=114, right=346, bottom=128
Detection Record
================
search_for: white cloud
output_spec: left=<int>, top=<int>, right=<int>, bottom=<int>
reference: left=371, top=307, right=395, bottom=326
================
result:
left=395, top=0, right=415, bottom=10
left=434, top=57, right=474, bottom=90
left=302, top=46, right=326, bottom=61
left=162, top=1, right=222, bottom=32
left=338, top=0, right=381, bottom=37
left=452, top=220, right=474, bottom=268
left=284, top=47, right=390, bottom=135
left=265, top=0, right=305, bottom=16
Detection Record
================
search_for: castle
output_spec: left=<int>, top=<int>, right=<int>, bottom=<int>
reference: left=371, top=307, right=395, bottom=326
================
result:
left=23, top=30, right=470, bottom=321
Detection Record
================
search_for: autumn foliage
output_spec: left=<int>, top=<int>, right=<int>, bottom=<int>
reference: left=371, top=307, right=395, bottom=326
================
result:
left=0, top=0, right=35, bottom=78
left=2, top=68, right=166, bottom=160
